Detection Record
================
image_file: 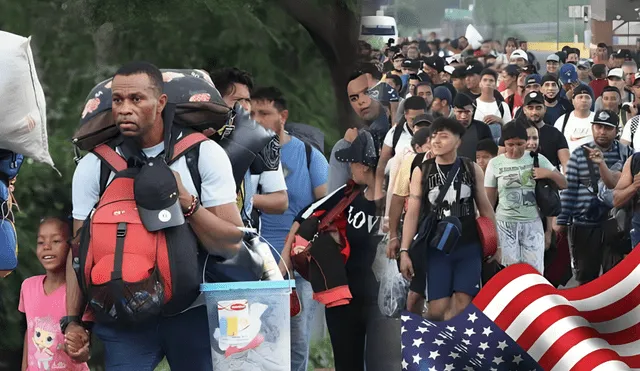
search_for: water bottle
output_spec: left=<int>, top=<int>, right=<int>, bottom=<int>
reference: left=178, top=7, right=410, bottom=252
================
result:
left=248, top=236, right=284, bottom=281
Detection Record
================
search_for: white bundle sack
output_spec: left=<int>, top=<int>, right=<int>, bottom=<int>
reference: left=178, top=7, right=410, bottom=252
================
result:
left=0, top=31, right=54, bottom=168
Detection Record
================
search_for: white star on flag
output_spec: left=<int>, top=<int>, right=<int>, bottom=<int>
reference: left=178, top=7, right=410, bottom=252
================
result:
left=467, top=312, right=478, bottom=323
left=446, top=325, right=456, bottom=332
left=444, top=364, right=455, bottom=371
left=513, top=354, right=523, bottom=364
left=482, top=327, right=493, bottom=336
left=413, top=338, right=425, bottom=348
left=401, top=326, right=407, bottom=334
left=449, top=351, right=460, bottom=359
left=401, top=315, right=411, bottom=322
left=463, top=328, right=476, bottom=337
left=417, top=326, right=429, bottom=334
left=497, top=341, right=508, bottom=350
left=429, top=350, right=440, bottom=360
left=461, top=339, right=471, bottom=346
left=413, top=354, right=422, bottom=364
left=433, top=339, right=445, bottom=346
left=493, top=356, right=504, bottom=365
left=401, top=359, right=408, bottom=369
left=477, top=352, right=485, bottom=359
left=428, top=366, right=437, bottom=371
left=478, top=342, right=489, bottom=351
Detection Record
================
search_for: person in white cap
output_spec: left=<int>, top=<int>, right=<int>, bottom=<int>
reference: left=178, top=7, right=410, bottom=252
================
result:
left=509, top=49, right=528, bottom=68
left=546, top=54, right=561, bottom=75
left=594, top=68, right=636, bottom=112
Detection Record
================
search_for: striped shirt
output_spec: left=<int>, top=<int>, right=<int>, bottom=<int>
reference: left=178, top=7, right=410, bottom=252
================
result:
left=557, top=140, right=633, bottom=226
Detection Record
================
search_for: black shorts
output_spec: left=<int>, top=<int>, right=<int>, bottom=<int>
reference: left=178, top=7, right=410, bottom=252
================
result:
left=408, top=244, right=426, bottom=297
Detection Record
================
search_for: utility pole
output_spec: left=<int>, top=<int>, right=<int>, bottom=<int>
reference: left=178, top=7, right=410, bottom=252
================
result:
left=556, top=0, right=560, bottom=50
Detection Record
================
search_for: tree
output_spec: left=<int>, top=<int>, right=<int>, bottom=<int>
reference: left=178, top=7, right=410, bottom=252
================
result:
left=0, top=1, right=363, bottom=369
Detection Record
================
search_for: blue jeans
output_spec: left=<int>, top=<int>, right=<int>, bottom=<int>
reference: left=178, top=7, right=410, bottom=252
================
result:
left=290, top=274, right=318, bottom=371
left=93, top=305, right=212, bottom=371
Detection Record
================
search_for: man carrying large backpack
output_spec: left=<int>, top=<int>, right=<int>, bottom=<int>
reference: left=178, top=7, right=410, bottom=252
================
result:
left=64, top=62, right=244, bottom=370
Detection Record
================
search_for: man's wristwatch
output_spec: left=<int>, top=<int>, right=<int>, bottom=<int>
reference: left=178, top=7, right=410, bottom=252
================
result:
left=60, top=316, right=83, bottom=334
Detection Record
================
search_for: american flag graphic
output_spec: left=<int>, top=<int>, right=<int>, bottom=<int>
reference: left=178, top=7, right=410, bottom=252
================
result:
left=402, top=246, right=640, bottom=371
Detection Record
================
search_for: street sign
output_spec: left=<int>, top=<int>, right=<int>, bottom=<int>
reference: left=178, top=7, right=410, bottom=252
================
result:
left=568, top=5, right=582, bottom=18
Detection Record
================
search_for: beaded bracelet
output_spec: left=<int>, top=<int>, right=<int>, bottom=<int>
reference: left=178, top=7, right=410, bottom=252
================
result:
left=183, top=195, right=200, bottom=218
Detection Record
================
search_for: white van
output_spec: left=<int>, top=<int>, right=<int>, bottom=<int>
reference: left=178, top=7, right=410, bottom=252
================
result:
left=359, top=16, right=398, bottom=49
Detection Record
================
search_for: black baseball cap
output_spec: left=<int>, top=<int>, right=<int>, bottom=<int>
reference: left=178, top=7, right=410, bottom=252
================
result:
left=451, top=66, right=467, bottom=79
left=402, top=59, right=422, bottom=70
left=592, top=110, right=618, bottom=128
left=524, top=91, right=544, bottom=106
left=464, top=63, right=483, bottom=76
left=505, top=64, right=520, bottom=77
left=572, top=84, right=591, bottom=98
left=414, top=113, right=435, bottom=127
left=134, top=159, right=185, bottom=232
left=335, top=130, right=380, bottom=168
left=615, top=49, right=632, bottom=60
left=423, top=56, right=445, bottom=73
left=453, top=93, right=475, bottom=109
left=541, top=73, right=559, bottom=86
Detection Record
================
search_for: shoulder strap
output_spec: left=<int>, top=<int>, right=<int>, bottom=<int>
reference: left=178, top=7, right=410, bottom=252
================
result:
left=169, top=132, right=208, bottom=164
left=583, top=147, right=599, bottom=194
left=170, top=132, right=208, bottom=200
left=498, top=101, right=505, bottom=118
left=630, top=116, right=640, bottom=145
left=461, top=157, right=476, bottom=193
left=532, top=151, right=540, bottom=168
left=392, top=124, right=404, bottom=155
left=561, top=112, right=572, bottom=134
left=317, top=184, right=362, bottom=231
left=93, top=144, right=127, bottom=173
left=304, top=141, right=312, bottom=171
left=432, top=159, right=462, bottom=209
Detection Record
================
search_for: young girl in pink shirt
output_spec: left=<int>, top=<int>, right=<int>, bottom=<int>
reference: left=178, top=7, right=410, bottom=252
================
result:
left=19, top=217, right=90, bottom=371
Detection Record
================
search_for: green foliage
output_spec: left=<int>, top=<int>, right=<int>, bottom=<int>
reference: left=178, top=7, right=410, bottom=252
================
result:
left=0, top=0, right=345, bottom=366
left=307, top=335, right=335, bottom=370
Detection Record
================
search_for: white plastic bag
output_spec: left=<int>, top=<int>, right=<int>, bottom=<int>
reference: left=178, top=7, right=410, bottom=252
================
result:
left=378, top=257, right=410, bottom=318
left=0, top=31, right=54, bottom=168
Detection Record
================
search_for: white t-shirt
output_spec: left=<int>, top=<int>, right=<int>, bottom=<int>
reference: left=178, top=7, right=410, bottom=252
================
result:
left=243, top=164, right=288, bottom=216
left=473, top=99, right=512, bottom=123
left=383, top=123, right=413, bottom=174
left=620, top=115, right=640, bottom=151
left=72, top=139, right=237, bottom=220
left=553, top=111, right=596, bottom=155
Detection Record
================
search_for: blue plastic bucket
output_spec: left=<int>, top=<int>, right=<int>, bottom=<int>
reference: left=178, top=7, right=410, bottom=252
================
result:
left=201, top=280, right=295, bottom=370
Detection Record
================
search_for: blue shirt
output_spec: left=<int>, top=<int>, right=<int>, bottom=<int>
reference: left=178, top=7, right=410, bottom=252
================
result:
left=260, top=136, right=329, bottom=259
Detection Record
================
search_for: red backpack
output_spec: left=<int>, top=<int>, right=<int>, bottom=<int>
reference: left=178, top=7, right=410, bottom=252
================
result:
left=76, top=128, right=208, bottom=325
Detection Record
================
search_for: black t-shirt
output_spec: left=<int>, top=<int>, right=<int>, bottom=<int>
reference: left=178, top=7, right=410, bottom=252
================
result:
left=459, top=120, right=493, bottom=160
left=421, top=159, right=479, bottom=245
left=345, top=191, right=383, bottom=298
left=499, top=123, right=568, bottom=169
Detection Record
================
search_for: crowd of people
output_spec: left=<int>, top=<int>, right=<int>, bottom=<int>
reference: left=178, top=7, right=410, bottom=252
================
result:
left=11, top=30, right=640, bottom=371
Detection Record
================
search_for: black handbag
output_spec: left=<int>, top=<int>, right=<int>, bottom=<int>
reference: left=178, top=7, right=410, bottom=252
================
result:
left=532, top=152, right=562, bottom=217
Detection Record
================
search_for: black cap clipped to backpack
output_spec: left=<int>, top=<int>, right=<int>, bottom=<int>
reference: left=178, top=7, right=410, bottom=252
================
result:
left=134, top=158, right=185, bottom=232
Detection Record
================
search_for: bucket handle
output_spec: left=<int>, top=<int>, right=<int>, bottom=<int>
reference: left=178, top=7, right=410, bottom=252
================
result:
left=238, top=227, right=293, bottom=294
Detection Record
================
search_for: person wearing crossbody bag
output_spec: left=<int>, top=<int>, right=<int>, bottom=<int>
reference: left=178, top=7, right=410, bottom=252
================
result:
left=555, top=110, right=633, bottom=285
left=282, top=130, right=401, bottom=371
left=399, top=117, right=497, bottom=322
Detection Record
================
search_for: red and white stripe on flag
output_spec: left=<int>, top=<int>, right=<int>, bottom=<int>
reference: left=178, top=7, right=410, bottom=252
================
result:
left=473, top=246, right=640, bottom=371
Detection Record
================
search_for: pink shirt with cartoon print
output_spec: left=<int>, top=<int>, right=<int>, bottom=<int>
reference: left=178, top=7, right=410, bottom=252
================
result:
left=19, top=276, right=89, bottom=371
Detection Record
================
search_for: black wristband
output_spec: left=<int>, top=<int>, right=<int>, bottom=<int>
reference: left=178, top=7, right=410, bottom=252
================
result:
left=60, top=316, right=83, bottom=334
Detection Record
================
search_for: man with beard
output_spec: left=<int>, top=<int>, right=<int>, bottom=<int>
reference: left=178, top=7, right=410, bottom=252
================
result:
left=555, top=110, right=632, bottom=286
left=327, top=70, right=390, bottom=192
left=499, top=91, right=569, bottom=172
left=540, top=74, right=572, bottom=126
left=453, top=93, right=493, bottom=159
